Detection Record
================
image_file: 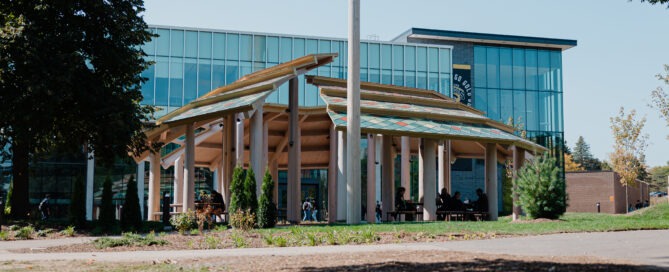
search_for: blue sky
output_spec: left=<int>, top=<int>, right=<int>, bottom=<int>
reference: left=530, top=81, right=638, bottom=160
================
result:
left=143, top=0, right=669, bottom=167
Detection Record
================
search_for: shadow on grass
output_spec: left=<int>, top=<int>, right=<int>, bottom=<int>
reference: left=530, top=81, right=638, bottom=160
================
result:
left=300, top=258, right=667, bottom=272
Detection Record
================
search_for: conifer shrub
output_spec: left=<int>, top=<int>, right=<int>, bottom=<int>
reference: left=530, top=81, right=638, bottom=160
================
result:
left=243, top=167, right=258, bottom=216
left=257, top=169, right=277, bottom=228
left=514, top=153, right=568, bottom=219
left=69, top=175, right=86, bottom=227
left=228, top=166, right=246, bottom=214
left=121, top=175, right=142, bottom=231
left=98, top=176, right=116, bottom=231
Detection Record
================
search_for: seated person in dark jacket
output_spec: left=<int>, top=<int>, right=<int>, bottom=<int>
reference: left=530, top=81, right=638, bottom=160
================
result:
left=438, top=188, right=451, bottom=211
left=395, top=187, right=414, bottom=221
left=211, top=190, right=225, bottom=210
left=450, top=191, right=465, bottom=212
left=473, top=188, right=488, bottom=212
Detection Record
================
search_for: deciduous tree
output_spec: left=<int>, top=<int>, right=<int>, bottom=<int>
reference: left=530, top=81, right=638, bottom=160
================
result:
left=609, top=107, right=648, bottom=212
left=650, top=65, right=669, bottom=139
left=0, top=0, right=154, bottom=218
left=564, top=153, right=584, bottom=172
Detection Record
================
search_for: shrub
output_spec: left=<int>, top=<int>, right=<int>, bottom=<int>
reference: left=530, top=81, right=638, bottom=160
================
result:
left=514, top=153, right=568, bottom=219
left=257, top=169, right=277, bottom=228
left=121, top=175, right=142, bottom=231
left=243, top=167, right=258, bottom=216
left=69, top=175, right=86, bottom=228
left=228, top=166, right=246, bottom=214
left=98, top=176, right=116, bottom=231
left=0, top=230, right=10, bottom=240
left=230, top=209, right=255, bottom=231
left=204, top=234, right=221, bottom=249
left=273, top=235, right=288, bottom=247
left=170, top=209, right=197, bottom=235
left=93, top=232, right=168, bottom=249
left=61, top=226, right=76, bottom=237
left=4, top=179, right=12, bottom=216
left=14, top=226, right=35, bottom=240
left=231, top=231, right=247, bottom=248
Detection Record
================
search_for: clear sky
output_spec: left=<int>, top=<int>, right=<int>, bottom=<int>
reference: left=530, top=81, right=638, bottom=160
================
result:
left=143, top=0, right=669, bottom=167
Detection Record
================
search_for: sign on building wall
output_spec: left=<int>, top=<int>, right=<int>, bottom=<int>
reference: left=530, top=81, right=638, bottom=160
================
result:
left=452, top=64, right=472, bottom=106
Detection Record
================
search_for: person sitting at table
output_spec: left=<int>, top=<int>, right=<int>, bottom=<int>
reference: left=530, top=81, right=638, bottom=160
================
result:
left=395, top=187, right=414, bottom=221
left=438, top=188, right=451, bottom=211
left=450, top=191, right=465, bottom=212
left=473, top=188, right=488, bottom=212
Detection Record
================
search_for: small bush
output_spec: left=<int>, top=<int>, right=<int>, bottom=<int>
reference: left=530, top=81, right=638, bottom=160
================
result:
left=94, top=237, right=131, bottom=249
left=190, top=229, right=200, bottom=236
left=14, top=226, right=35, bottom=240
left=273, top=235, right=287, bottom=247
left=305, top=232, right=319, bottom=246
left=8, top=225, right=20, bottom=231
left=93, top=232, right=168, bottom=249
left=325, top=231, right=337, bottom=245
left=98, top=176, right=116, bottom=232
left=61, top=226, right=76, bottom=237
left=204, top=234, right=221, bottom=249
left=121, top=176, right=142, bottom=231
left=231, top=231, right=247, bottom=248
left=170, top=210, right=197, bottom=234
left=230, top=209, right=255, bottom=231
left=361, top=227, right=379, bottom=243
left=514, top=153, right=568, bottom=219
left=69, top=175, right=86, bottom=228
left=257, top=169, right=277, bottom=228
left=0, top=230, right=10, bottom=240
left=36, top=229, right=53, bottom=237
left=262, top=233, right=273, bottom=246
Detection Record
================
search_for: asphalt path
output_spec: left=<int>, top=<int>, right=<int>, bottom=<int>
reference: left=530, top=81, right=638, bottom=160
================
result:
left=0, top=230, right=667, bottom=268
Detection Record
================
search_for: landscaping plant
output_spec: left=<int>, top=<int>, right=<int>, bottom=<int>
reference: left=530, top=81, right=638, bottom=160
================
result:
left=243, top=167, right=258, bottom=215
left=98, top=176, right=116, bottom=231
left=69, top=175, right=86, bottom=227
left=514, top=153, right=567, bottom=219
left=121, top=175, right=142, bottom=231
left=257, top=169, right=277, bottom=228
left=228, top=166, right=246, bottom=214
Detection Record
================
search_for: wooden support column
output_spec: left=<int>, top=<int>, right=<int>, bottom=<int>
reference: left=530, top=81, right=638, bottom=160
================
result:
left=183, top=123, right=195, bottom=212
left=336, top=130, right=347, bottom=221
left=512, top=146, right=525, bottom=221
left=86, top=151, right=94, bottom=221
left=173, top=155, right=184, bottom=211
left=400, top=137, right=411, bottom=199
left=224, top=116, right=235, bottom=207
left=366, top=134, right=376, bottom=223
left=381, top=135, right=394, bottom=220
left=148, top=153, right=161, bottom=221
left=346, top=0, right=361, bottom=225
left=419, top=139, right=437, bottom=221
left=438, top=140, right=452, bottom=193
left=375, top=134, right=382, bottom=202
left=236, top=113, right=245, bottom=166
left=328, top=125, right=338, bottom=223
left=485, top=143, right=498, bottom=221
left=287, top=78, right=301, bottom=223
left=250, top=105, right=264, bottom=197
left=136, top=161, right=145, bottom=219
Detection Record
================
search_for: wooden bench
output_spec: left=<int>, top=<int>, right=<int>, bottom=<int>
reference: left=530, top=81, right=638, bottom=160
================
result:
left=436, top=210, right=489, bottom=221
left=386, top=210, right=423, bottom=222
left=152, top=211, right=182, bottom=221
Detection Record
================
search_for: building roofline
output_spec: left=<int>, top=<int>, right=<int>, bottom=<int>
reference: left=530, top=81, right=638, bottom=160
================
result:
left=400, top=28, right=577, bottom=51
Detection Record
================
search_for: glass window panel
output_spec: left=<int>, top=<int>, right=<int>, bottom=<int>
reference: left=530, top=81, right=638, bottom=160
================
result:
left=487, top=88, right=500, bottom=121
left=428, top=72, right=439, bottom=92
left=382, top=69, right=392, bottom=84
left=294, top=38, right=305, bottom=58
left=185, top=31, right=198, bottom=58
left=155, top=57, right=169, bottom=106
left=240, top=61, right=252, bottom=78
left=184, top=59, right=197, bottom=103
left=369, top=68, right=380, bottom=83
left=439, top=48, right=451, bottom=73
left=513, top=90, right=526, bottom=126
left=525, top=91, right=538, bottom=131
left=199, top=32, right=212, bottom=59
left=486, top=47, right=499, bottom=88
left=225, top=60, right=238, bottom=84
left=556, top=94, right=563, bottom=131
left=280, top=37, right=292, bottom=62
left=393, top=45, right=404, bottom=70
left=416, top=47, right=427, bottom=72
left=369, top=43, right=380, bottom=69
left=239, top=35, right=252, bottom=61
left=405, top=71, right=415, bottom=88
left=500, top=48, right=512, bottom=89
left=141, top=28, right=155, bottom=55
left=525, top=49, right=538, bottom=90
left=155, top=29, right=170, bottom=56
left=318, top=40, right=331, bottom=54
left=474, top=88, right=487, bottom=112
left=428, top=48, right=438, bottom=72
left=360, top=70, right=368, bottom=82
left=140, top=57, right=155, bottom=104
left=198, top=59, right=211, bottom=96
left=538, top=92, right=550, bottom=131
left=417, top=71, right=427, bottom=89
left=473, top=46, right=486, bottom=87
left=405, top=46, right=416, bottom=71
left=381, top=45, right=392, bottom=70
left=512, top=49, right=525, bottom=90
left=212, top=60, right=225, bottom=89
left=226, top=34, right=239, bottom=60
left=170, top=30, right=184, bottom=57
left=169, top=58, right=183, bottom=107
left=318, top=66, right=331, bottom=77
left=306, top=39, right=318, bottom=55
left=440, top=73, right=451, bottom=97
left=212, top=33, right=225, bottom=60
left=393, top=70, right=404, bottom=86
left=360, top=43, right=368, bottom=68
left=277, top=84, right=288, bottom=104
left=267, top=36, right=279, bottom=63
left=501, top=89, right=513, bottom=123
left=332, top=41, right=341, bottom=67
left=538, top=50, right=550, bottom=91
left=550, top=51, right=562, bottom=92
left=254, top=35, right=266, bottom=62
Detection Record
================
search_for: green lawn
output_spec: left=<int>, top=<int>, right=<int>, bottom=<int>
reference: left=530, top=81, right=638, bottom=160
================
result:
left=259, top=203, right=669, bottom=236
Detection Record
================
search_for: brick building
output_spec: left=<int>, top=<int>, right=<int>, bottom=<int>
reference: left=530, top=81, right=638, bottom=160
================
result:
left=566, top=171, right=649, bottom=214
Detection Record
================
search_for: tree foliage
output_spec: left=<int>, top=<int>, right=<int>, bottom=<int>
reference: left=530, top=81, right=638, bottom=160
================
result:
left=609, top=107, right=648, bottom=188
left=649, top=163, right=669, bottom=191
left=228, top=166, right=246, bottom=214
left=650, top=65, right=669, bottom=139
left=514, top=153, right=567, bottom=219
left=257, top=169, right=277, bottom=228
left=0, top=0, right=154, bottom=218
left=98, top=176, right=115, bottom=230
left=69, top=175, right=86, bottom=227
left=564, top=153, right=584, bottom=172
left=121, top=175, right=142, bottom=231
left=572, top=136, right=601, bottom=171
left=243, top=167, right=258, bottom=216
left=632, top=0, right=669, bottom=7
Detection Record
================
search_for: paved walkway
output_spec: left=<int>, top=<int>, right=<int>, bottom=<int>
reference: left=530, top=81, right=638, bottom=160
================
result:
left=0, top=230, right=667, bottom=268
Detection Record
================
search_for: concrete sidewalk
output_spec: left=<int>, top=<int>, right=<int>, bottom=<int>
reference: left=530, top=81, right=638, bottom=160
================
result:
left=0, top=230, right=667, bottom=268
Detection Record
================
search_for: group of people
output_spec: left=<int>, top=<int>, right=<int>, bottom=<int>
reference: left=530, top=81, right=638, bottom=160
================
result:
left=302, top=198, right=318, bottom=222
left=438, top=188, right=488, bottom=213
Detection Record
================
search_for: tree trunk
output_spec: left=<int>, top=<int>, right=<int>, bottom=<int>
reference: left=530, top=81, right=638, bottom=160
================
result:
left=10, top=137, right=30, bottom=219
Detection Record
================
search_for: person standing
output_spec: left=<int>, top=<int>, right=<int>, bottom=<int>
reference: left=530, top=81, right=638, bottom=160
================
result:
left=39, top=194, right=50, bottom=221
left=302, top=198, right=312, bottom=222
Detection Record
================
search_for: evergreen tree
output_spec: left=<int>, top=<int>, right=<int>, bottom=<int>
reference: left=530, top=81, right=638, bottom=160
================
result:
left=572, top=136, right=600, bottom=170
left=514, top=153, right=567, bottom=219
left=244, top=167, right=258, bottom=215
left=69, top=175, right=87, bottom=227
left=121, top=175, right=142, bottom=231
left=228, top=166, right=246, bottom=214
left=98, top=176, right=115, bottom=230
left=257, top=169, right=277, bottom=228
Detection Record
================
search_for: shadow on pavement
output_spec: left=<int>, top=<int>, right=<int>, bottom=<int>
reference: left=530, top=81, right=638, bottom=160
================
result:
left=300, top=258, right=668, bottom=272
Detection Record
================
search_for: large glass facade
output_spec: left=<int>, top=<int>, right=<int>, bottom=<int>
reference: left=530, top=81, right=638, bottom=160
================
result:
left=141, top=27, right=453, bottom=117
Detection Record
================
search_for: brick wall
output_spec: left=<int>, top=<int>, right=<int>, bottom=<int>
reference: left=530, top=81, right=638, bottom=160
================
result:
left=566, top=172, right=616, bottom=213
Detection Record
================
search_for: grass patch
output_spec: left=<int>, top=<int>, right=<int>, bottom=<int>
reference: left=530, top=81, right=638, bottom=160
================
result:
left=93, top=232, right=168, bottom=249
